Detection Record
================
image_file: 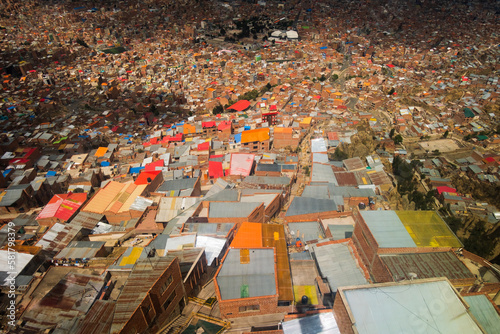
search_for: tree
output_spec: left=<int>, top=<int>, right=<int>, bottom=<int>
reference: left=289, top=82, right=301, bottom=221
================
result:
left=213, top=105, right=224, bottom=114
left=393, top=134, right=403, bottom=144
left=318, top=74, right=327, bottom=82
left=330, top=74, right=339, bottom=82
left=442, top=130, right=449, bottom=138
left=389, top=128, right=395, bottom=138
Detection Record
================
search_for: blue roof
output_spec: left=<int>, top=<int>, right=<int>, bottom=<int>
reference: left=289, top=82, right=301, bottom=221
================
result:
left=129, top=166, right=145, bottom=174
left=3, top=169, right=12, bottom=177
left=360, top=211, right=416, bottom=248
left=244, top=125, right=251, bottom=130
left=46, top=171, right=57, bottom=177
left=234, top=133, right=242, bottom=143
left=100, top=161, right=110, bottom=167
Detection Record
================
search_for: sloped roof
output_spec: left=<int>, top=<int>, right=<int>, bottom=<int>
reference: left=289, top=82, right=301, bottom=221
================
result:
left=82, top=181, right=147, bottom=214
left=229, top=153, right=255, bottom=176
left=227, top=100, right=250, bottom=111
left=134, top=171, right=161, bottom=185
left=36, top=193, right=87, bottom=222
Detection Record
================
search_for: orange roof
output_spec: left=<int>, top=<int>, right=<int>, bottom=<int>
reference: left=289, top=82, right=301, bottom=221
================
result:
left=183, top=123, right=196, bottom=134
left=241, top=128, right=270, bottom=144
left=95, top=147, right=108, bottom=157
left=83, top=181, right=147, bottom=214
left=230, top=222, right=262, bottom=248
left=274, top=127, right=292, bottom=134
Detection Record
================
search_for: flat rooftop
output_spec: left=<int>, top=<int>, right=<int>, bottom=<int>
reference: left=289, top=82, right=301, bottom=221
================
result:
left=340, top=279, right=483, bottom=334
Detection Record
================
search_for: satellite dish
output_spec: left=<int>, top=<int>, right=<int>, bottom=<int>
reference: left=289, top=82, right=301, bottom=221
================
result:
left=408, top=272, right=418, bottom=280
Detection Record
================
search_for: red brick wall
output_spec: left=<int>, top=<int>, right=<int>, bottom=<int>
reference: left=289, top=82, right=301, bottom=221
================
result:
left=333, top=294, right=355, bottom=334
left=120, top=258, right=186, bottom=334
left=371, top=255, right=393, bottom=283
left=219, top=295, right=279, bottom=319
left=284, top=210, right=346, bottom=223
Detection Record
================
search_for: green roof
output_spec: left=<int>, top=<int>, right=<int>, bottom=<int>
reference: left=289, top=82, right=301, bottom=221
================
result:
left=478, top=135, right=488, bottom=141
left=464, top=108, right=475, bottom=118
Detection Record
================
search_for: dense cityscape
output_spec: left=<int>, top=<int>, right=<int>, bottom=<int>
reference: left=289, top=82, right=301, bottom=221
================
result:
left=0, top=0, right=499, bottom=333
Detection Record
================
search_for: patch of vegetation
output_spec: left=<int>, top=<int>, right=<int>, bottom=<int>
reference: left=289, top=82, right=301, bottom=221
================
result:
left=102, top=46, right=127, bottom=54
left=392, top=156, right=434, bottom=210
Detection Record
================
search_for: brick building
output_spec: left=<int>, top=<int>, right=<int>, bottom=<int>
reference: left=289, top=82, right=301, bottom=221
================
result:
left=241, top=128, right=270, bottom=153
left=111, top=257, right=186, bottom=334
left=334, top=278, right=484, bottom=334
left=214, top=223, right=293, bottom=318
left=273, top=127, right=299, bottom=150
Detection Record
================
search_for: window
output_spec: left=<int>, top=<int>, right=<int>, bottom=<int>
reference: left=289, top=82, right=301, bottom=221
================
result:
left=239, top=305, right=260, bottom=313
left=162, top=290, right=177, bottom=310
left=160, top=275, right=173, bottom=295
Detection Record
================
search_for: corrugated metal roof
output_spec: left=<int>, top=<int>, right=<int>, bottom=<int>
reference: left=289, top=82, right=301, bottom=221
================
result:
left=288, top=222, right=325, bottom=242
left=240, top=193, right=278, bottom=207
left=343, top=157, right=365, bottom=171
left=54, top=241, right=106, bottom=260
left=22, top=272, right=106, bottom=331
left=202, top=189, right=239, bottom=202
left=312, top=153, right=329, bottom=163
left=311, top=163, right=337, bottom=184
left=156, top=197, right=201, bottom=222
left=311, top=138, right=328, bottom=153
left=35, top=222, right=81, bottom=253
left=112, top=257, right=175, bottom=333
left=286, top=197, right=338, bottom=217
left=329, top=185, right=376, bottom=198
left=166, top=235, right=196, bottom=251
left=70, top=211, right=104, bottom=230
left=302, top=185, right=330, bottom=199
left=209, top=202, right=261, bottom=218
left=243, top=175, right=291, bottom=185
left=464, top=295, right=500, bottom=334
left=360, top=211, right=417, bottom=248
left=263, top=224, right=293, bottom=302
left=328, top=224, right=354, bottom=240
left=75, top=300, right=115, bottom=334
left=229, top=153, right=255, bottom=176
left=283, top=312, right=340, bottom=334
left=0, top=250, right=34, bottom=286
left=310, top=241, right=368, bottom=292
left=380, top=252, right=474, bottom=281
left=342, top=280, right=483, bottom=334
left=156, top=178, right=198, bottom=193
left=216, top=248, right=276, bottom=300
left=196, top=236, right=227, bottom=265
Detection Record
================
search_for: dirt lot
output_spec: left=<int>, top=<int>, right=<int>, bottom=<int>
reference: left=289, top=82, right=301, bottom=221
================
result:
left=419, top=139, right=461, bottom=152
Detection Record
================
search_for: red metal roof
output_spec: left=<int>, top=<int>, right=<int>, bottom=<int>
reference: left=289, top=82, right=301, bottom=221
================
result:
left=209, top=161, right=224, bottom=179
left=37, top=193, right=87, bottom=221
left=144, top=159, right=164, bottom=172
left=436, top=186, right=457, bottom=195
left=135, top=171, right=161, bottom=185
left=202, top=121, right=216, bottom=128
left=227, top=99, right=250, bottom=111
left=198, top=141, right=210, bottom=151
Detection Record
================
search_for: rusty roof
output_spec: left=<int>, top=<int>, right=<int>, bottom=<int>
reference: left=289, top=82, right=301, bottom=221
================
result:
left=111, top=257, right=176, bottom=333
left=75, top=300, right=116, bottom=334
left=22, top=272, right=106, bottom=332
left=380, top=252, right=474, bottom=281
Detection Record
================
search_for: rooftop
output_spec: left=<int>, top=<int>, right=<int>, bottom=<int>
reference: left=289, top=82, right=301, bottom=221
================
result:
left=216, top=248, right=276, bottom=300
left=340, top=279, right=483, bottom=334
